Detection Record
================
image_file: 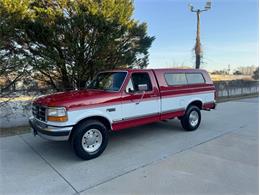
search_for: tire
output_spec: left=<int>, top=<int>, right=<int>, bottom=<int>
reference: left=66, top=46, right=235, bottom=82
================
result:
left=180, top=105, right=201, bottom=131
left=71, top=120, right=108, bottom=160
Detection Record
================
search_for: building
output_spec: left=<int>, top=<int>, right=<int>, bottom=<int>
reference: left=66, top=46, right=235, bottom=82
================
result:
left=238, top=66, right=257, bottom=75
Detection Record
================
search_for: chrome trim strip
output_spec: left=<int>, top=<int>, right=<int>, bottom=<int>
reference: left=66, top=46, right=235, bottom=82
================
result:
left=112, top=107, right=186, bottom=123
left=161, top=108, right=186, bottom=114
left=113, top=112, right=159, bottom=123
left=36, top=131, right=70, bottom=141
left=123, top=112, right=160, bottom=121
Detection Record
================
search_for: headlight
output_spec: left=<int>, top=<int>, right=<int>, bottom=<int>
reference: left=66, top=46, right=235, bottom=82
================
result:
left=47, top=107, right=68, bottom=122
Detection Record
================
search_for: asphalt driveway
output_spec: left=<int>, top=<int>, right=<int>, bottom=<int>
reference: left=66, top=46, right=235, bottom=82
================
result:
left=0, top=98, right=258, bottom=194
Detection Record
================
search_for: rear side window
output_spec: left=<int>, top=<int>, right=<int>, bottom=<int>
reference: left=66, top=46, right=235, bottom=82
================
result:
left=165, top=73, right=187, bottom=86
left=186, top=73, right=205, bottom=84
left=164, top=72, right=205, bottom=86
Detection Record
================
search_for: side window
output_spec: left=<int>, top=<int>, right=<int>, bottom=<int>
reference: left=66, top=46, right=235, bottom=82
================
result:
left=126, top=72, right=152, bottom=93
left=186, top=73, right=205, bottom=84
left=165, top=73, right=187, bottom=86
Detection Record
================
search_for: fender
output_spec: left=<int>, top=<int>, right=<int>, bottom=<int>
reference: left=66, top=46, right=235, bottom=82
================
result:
left=186, top=99, right=203, bottom=110
left=184, top=91, right=214, bottom=110
left=68, top=108, right=114, bottom=126
left=42, top=104, right=121, bottom=127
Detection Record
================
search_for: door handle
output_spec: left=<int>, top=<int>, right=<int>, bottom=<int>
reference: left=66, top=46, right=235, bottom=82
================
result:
left=130, top=99, right=140, bottom=105
left=106, top=108, right=116, bottom=112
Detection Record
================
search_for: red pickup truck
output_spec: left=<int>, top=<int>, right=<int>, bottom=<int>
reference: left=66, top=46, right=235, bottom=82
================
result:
left=29, top=68, right=216, bottom=160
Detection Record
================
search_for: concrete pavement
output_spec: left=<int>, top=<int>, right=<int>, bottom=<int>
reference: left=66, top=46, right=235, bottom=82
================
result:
left=0, top=98, right=258, bottom=194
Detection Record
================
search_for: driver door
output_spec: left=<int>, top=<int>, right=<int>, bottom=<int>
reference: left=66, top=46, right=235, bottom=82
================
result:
left=120, top=71, right=160, bottom=128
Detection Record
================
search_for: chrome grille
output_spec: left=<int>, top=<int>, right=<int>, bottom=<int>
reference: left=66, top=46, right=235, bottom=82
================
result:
left=32, top=104, right=46, bottom=122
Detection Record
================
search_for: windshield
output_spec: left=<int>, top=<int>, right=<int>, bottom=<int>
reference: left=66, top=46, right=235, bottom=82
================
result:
left=87, top=72, right=127, bottom=91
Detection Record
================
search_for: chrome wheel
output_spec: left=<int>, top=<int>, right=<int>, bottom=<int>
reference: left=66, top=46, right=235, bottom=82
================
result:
left=189, top=110, right=199, bottom=127
left=82, top=129, right=103, bottom=153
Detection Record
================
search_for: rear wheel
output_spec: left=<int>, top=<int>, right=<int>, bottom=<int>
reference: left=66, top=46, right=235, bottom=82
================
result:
left=180, top=105, right=201, bottom=131
left=71, top=120, right=108, bottom=160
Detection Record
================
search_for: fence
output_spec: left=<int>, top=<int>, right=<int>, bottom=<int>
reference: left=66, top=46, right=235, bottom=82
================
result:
left=214, top=80, right=259, bottom=98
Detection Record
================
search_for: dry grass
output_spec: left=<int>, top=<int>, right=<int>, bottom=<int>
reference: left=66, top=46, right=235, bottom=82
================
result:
left=0, top=126, right=31, bottom=137
left=210, top=74, right=253, bottom=81
left=0, top=96, right=34, bottom=102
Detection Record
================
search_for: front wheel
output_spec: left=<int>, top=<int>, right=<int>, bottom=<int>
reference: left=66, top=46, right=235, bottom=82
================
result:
left=180, top=106, right=201, bottom=131
left=71, top=120, right=108, bottom=160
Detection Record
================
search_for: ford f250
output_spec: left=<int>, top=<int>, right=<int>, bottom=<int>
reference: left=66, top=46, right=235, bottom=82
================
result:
left=29, top=68, right=216, bottom=160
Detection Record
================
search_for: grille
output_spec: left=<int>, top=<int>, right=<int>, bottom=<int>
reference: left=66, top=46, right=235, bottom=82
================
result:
left=32, top=104, right=46, bottom=122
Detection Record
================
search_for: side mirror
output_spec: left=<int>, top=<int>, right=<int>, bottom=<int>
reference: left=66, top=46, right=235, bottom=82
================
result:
left=138, top=84, right=148, bottom=92
left=126, top=88, right=134, bottom=93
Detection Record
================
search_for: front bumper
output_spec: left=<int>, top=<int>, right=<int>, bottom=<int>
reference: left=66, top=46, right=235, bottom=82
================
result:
left=29, top=117, right=73, bottom=141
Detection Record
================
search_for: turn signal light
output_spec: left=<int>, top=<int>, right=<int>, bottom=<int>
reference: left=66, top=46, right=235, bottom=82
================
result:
left=47, top=116, right=68, bottom=122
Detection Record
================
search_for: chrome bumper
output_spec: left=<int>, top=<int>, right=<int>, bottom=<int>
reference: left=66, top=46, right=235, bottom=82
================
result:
left=29, top=117, right=73, bottom=141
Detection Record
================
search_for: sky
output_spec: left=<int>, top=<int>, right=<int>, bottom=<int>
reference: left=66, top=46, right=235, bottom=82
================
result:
left=134, top=0, right=259, bottom=71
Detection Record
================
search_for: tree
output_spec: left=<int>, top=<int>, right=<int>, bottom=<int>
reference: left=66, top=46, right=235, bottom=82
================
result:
left=252, top=67, right=259, bottom=80
left=233, top=70, right=242, bottom=75
left=211, top=70, right=228, bottom=75
left=0, top=0, right=155, bottom=90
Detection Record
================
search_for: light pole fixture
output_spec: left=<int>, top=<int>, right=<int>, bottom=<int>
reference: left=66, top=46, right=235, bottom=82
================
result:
left=189, top=1, right=211, bottom=69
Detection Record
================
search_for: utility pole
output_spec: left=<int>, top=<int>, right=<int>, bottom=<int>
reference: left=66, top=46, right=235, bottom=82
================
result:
left=189, top=1, right=212, bottom=69
left=227, top=64, right=231, bottom=75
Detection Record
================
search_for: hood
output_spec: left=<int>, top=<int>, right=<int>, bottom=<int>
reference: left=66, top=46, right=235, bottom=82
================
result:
left=34, top=89, right=120, bottom=110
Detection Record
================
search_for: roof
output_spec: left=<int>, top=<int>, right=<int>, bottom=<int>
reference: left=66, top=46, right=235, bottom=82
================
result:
left=106, top=68, right=207, bottom=73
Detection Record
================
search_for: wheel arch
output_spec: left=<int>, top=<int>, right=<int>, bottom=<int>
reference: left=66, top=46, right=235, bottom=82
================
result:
left=187, top=100, right=203, bottom=110
left=69, top=115, right=111, bottom=142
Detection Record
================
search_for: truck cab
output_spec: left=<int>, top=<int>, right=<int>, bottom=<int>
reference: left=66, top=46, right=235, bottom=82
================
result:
left=29, top=68, right=216, bottom=160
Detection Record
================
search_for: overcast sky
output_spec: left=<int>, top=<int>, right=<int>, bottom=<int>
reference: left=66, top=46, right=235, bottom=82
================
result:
left=134, top=0, right=258, bottom=71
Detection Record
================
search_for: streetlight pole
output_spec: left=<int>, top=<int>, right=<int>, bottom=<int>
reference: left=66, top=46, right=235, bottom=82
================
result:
left=189, top=1, right=211, bottom=69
